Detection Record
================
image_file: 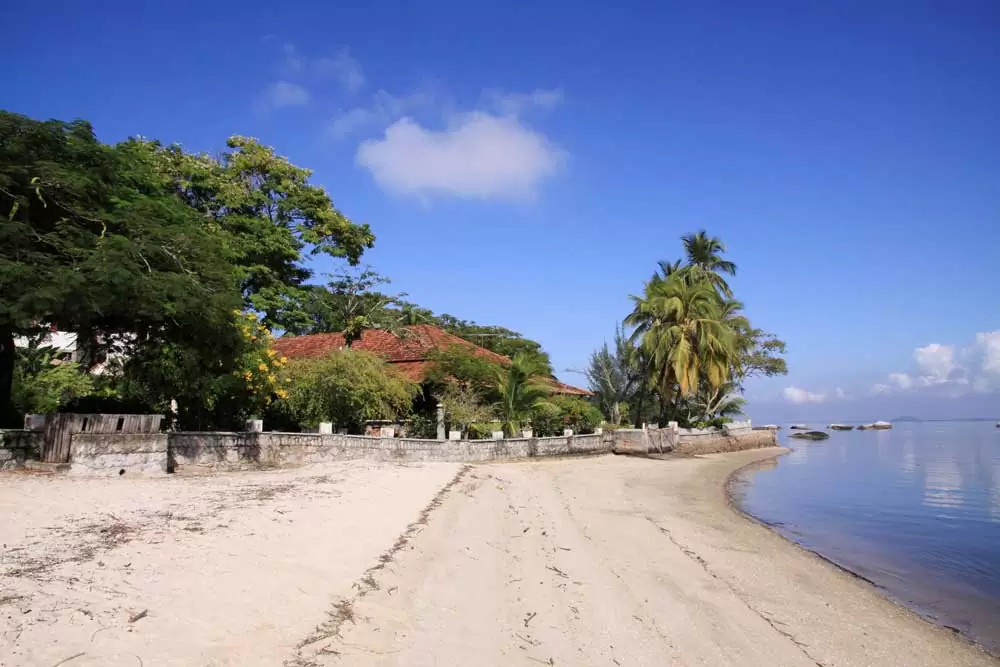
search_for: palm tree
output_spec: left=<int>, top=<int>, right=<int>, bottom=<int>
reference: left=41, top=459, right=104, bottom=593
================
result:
left=495, top=353, right=552, bottom=436
left=625, top=271, right=736, bottom=420
left=682, top=230, right=737, bottom=297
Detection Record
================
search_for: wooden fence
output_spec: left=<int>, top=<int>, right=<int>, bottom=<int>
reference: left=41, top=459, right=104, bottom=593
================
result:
left=33, top=413, right=163, bottom=463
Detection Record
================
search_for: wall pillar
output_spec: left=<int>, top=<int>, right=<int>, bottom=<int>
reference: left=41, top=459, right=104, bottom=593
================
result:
left=436, top=403, right=446, bottom=440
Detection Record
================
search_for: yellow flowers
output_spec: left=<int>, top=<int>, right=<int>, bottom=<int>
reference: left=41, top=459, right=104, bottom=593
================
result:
left=275, top=388, right=288, bottom=400
left=243, top=371, right=253, bottom=381
left=258, top=362, right=268, bottom=372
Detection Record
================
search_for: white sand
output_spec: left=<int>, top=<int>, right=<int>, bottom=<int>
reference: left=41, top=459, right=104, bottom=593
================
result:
left=0, top=462, right=461, bottom=666
left=3, top=451, right=997, bottom=666
left=305, top=451, right=998, bottom=666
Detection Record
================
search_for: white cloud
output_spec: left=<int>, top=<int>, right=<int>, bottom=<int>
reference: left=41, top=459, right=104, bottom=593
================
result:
left=872, top=383, right=892, bottom=395
left=327, top=89, right=435, bottom=139
left=889, top=372, right=913, bottom=390
left=877, top=331, right=1000, bottom=397
left=328, top=107, right=383, bottom=139
left=914, top=343, right=956, bottom=384
left=783, top=386, right=827, bottom=404
left=261, top=81, right=310, bottom=110
left=356, top=112, right=564, bottom=200
left=282, top=42, right=304, bottom=73
left=835, top=387, right=849, bottom=399
left=315, top=49, right=365, bottom=93
left=482, top=88, right=564, bottom=116
left=977, top=331, right=1000, bottom=375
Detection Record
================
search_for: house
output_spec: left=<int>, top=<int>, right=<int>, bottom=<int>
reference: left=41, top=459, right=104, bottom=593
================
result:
left=272, top=324, right=592, bottom=397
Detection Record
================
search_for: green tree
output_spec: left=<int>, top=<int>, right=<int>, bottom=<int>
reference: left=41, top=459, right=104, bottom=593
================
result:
left=531, top=395, right=604, bottom=436
left=681, top=230, right=737, bottom=297
left=626, top=271, right=734, bottom=400
left=425, top=344, right=505, bottom=400
left=438, top=381, right=496, bottom=435
left=128, top=135, right=375, bottom=330
left=0, top=112, right=246, bottom=422
left=278, top=350, right=417, bottom=432
left=495, top=354, right=553, bottom=436
left=11, top=341, right=94, bottom=415
left=618, top=231, right=786, bottom=427
left=432, top=315, right=554, bottom=376
left=585, top=324, right=640, bottom=426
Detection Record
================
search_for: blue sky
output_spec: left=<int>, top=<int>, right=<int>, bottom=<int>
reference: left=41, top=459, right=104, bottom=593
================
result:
left=3, top=0, right=998, bottom=421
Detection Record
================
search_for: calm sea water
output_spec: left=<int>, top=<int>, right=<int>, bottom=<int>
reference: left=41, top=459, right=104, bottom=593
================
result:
left=732, top=422, right=1000, bottom=655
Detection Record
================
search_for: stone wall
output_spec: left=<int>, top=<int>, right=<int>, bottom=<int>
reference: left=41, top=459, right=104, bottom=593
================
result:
left=168, top=432, right=611, bottom=473
left=673, top=428, right=777, bottom=455
left=69, top=433, right=168, bottom=475
left=607, top=425, right=775, bottom=456
left=0, top=430, right=42, bottom=470
left=1, top=423, right=774, bottom=474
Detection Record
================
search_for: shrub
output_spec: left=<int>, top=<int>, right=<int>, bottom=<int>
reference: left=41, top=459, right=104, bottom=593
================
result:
left=278, top=349, right=417, bottom=432
left=532, top=396, right=604, bottom=436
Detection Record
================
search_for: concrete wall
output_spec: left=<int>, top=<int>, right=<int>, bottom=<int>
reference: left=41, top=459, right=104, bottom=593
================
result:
left=69, top=433, right=168, bottom=475
left=0, top=430, right=42, bottom=470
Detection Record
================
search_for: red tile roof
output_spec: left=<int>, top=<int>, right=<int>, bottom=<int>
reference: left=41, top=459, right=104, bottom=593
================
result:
left=273, top=324, right=593, bottom=396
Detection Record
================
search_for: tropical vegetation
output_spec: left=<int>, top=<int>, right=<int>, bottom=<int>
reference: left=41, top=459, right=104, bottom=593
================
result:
left=587, top=231, right=786, bottom=428
left=1, top=110, right=783, bottom=437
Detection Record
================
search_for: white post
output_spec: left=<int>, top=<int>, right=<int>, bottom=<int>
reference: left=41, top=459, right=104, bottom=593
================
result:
left=246, top=419, right=263, bottom=433
left=318, top=422, right=333, bottom=434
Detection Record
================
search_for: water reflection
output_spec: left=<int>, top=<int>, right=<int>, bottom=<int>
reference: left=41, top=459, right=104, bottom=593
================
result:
left=992, top=463, right=1000, bottom=524
left=924, top=458, right=965, bottom=510
left=901, top=437, right=916, bottom=477
left=738, top=422, right=1000, bottom=656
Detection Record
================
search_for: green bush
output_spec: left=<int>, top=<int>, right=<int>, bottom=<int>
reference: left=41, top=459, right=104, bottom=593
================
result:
left=532, top=396, right=604, bottom=436
left=277, top=349, right=417, bottom=433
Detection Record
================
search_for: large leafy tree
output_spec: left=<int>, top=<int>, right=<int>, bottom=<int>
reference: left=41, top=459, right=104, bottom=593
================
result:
left=128, top=135, right=375, bottom=330
left=0, top=111, right=245, bottom=420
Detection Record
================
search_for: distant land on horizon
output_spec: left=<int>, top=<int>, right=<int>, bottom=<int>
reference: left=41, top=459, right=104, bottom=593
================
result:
left=888, top=417, right=999, bottom=423
left=757, top=417, right=1000, bottom=425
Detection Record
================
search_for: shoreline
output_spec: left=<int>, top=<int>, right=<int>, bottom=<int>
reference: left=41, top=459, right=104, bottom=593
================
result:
left=726, top=447, right=999, bottom=658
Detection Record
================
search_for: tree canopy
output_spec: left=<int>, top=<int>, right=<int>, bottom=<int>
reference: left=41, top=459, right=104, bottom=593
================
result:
left=0, top=111, right=371, bottom=427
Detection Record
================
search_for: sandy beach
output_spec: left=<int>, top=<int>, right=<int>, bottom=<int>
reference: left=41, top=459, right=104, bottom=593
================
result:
left=2, top=451, right=997, bottom=666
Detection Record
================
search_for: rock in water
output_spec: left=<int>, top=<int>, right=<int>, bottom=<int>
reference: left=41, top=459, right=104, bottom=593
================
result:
left=828, top=424, right=854, bottom=431
left=790, top=424, right=810, bottom=430
left=871, top=421, right=893, bottom=430
left=789, top=431, right=830, bottom=440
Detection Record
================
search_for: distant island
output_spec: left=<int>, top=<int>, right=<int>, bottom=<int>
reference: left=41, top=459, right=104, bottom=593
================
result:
left=888, top=417, right=999, bottom=423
